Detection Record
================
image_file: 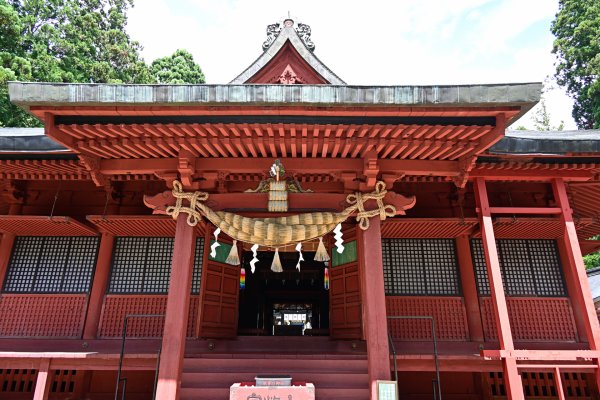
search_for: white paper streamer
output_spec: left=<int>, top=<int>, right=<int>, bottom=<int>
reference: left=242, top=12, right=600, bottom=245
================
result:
left=210, top=228, right=221, bottom=258
left=250, top=243, right=259, bottom=273
left=333, top=223, right=345, bottom=254
left=295, top=242, right=304, bottom=271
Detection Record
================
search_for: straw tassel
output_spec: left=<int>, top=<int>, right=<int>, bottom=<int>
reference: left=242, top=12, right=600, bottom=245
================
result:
left=225, top=240, right=240, bottom=265
left=314, top=237, right=330, bottom=262
left=271, top=248, right=283, bottom=272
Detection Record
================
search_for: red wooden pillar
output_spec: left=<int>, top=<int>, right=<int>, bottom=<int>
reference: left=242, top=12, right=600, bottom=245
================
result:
left=0, top=233, right=15, bottom=288
left=155, top=214, right=196, bottom=400
left=0, top=203, right=21, bottom=286
left=33, top=359, right=51, bottom=400
left=83, top=233, right=115, bottom=339
left=552, top=178, right=600, bottom=391
left=474, top=178, right=524, bottom=399
left=456, top=235, right=484, bottom=342
left=358, top=217, right=391, bottom=399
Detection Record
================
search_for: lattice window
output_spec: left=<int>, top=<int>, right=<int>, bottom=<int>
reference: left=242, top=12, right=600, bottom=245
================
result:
left=108, top=237, right=204, bottom=294
left=382, top=238, right=460, bottom=296
left=192, top=237, right=204, bottom=294
left=471, top=239, right=567, bottom=297
left=3, top=236, right=99, bottom=293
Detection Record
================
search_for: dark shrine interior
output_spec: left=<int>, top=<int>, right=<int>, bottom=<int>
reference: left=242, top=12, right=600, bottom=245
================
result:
left=238, top=250, right=330, bottom=336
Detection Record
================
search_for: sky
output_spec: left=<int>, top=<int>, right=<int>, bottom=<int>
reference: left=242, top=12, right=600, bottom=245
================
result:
left=126, top=0, right=575, bottom=130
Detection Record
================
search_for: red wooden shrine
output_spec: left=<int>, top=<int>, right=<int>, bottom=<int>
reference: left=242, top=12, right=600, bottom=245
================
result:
left=0, top=18, right=599, bottom=400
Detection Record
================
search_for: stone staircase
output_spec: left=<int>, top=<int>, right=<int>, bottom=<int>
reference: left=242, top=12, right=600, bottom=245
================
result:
left=180, top=337, right=369, bottom=400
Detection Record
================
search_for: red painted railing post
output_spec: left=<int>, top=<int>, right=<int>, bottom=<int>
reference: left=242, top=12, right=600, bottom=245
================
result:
left=155, top=214, right=195, bottom=400
left=33, top=359, right=51, bottom=400
left=358, top=217, right=391, bottom=400
left=552, top=178, right=600, bottom=391
left=456, top=235, right=484, bottom=341
left=474, top=178, right=524, bottom=399
left=83, top=233, right=115, bottom=339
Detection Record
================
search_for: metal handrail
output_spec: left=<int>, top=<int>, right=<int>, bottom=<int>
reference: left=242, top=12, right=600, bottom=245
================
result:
left=387, top=331, right=398, bottom=383
left=387, top=316, right=442, bottom=400
left=114, top=314, right=165, bottom=400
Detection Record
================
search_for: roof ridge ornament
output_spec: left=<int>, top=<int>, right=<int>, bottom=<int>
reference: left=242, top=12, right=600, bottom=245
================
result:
left=295, top=22, right=315, bottom=52
left=262, top=18, right=315, bottom=52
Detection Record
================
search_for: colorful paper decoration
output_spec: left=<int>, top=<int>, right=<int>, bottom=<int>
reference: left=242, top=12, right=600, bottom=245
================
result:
left=240, top=267, right=246, bottom=289
left=324, top=267, right=329, bottom=290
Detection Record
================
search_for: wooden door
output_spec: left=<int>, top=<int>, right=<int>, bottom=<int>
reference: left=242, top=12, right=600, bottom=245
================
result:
left=329, top=226, right=362, bottom=339
left=197, top=239, right=240, bottom=338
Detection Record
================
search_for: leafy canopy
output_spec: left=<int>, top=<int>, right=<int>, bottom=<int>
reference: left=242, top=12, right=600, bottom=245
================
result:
left=150, top=49, right=205, bottom=84
left=551, top=0, right=600, bottom=129
left=0, top=0, right=205, bottom=127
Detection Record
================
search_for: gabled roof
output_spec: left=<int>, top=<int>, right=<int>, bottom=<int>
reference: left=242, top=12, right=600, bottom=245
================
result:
left=230, top=19, right=345, bottom=85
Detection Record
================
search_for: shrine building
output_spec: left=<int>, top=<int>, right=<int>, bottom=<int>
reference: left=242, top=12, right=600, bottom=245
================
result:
left=1, top=18, right=600, bottom=400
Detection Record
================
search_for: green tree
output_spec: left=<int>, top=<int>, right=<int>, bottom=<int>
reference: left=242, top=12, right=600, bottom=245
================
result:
left=2, top=1, right=206, bottom=127
left=551, top=0, right=600, bottom=129
left=532, top=99, right=565, bottom=131
left=150, top=49, right=205, bottom=84
left=584, top=235, right=600, bottom=270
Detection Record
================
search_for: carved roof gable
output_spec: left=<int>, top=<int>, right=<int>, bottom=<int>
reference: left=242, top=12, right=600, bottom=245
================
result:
left=230, top=19, right=345, bottom=85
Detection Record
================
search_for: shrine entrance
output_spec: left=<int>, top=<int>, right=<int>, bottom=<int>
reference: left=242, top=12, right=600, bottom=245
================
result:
left=238, top=249, right=330, bottom=336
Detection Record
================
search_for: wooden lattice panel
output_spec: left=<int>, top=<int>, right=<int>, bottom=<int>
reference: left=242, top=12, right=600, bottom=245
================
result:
left=0, top=368, right=36, bottom=394
left=381, top=218, right=477, bottom=238
left=98, top=295, right=199, bottom=338
left=0, top=294, right=87, bottom=338
left=0, top=369, right=81, bottom=396
left=486, top=371, right=592, bottom=399
left=0, top=216, right=97, bottom=236
left=480, top=297, right=578, bottom=342
left=385, top=296, right=469, bottom=341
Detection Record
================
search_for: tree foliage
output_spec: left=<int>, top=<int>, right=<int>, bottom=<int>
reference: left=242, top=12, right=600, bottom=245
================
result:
left=150, top=49, right=205, bottom=84
left=551, top=0, right=600, bottom=129
left=0, top=0, right=205, bottom=127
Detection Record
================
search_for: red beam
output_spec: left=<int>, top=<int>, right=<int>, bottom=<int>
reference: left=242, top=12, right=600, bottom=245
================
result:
left=481, top=349, right=600, bottom=360
left=485, top=207, right=562, bottom=215
left=143, top=190, right=416, bottom=216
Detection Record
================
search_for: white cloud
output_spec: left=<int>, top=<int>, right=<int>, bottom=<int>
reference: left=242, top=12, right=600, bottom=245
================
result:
left=126, top=0, right=576, bottom=129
